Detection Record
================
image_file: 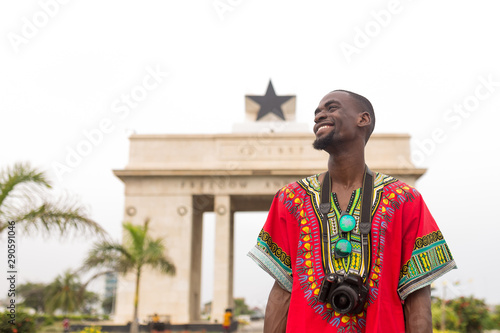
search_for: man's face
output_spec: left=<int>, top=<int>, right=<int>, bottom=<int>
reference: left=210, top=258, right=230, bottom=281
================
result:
left=312, top=91, right=362, bottom=150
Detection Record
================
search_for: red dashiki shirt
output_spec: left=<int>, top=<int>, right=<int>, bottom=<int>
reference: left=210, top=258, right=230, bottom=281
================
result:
left=248, top=173, right=456, bottom=332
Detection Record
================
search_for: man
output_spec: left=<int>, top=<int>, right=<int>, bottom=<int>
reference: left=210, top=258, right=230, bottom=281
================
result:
left=151, top=313, right=165, bottom=333
left=248, top=90, right=456, bottom=332
left=222, top=308, right=233, bottom=333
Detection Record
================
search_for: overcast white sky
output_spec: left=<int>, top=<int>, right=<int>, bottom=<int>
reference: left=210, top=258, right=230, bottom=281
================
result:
left=1, top=0, right=500, bottom=312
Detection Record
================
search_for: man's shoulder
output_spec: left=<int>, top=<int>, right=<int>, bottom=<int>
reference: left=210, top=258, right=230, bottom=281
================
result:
left=375, top=172, right=422, bottom=201
left=278, top=174, right=321, bottom=193
left=375, top=172, right=408, bottom=188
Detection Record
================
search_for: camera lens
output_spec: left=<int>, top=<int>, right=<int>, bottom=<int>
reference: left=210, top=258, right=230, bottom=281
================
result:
left=331, top=287, right=358, bottom=314
left=336, top=294, right=349, bottom=307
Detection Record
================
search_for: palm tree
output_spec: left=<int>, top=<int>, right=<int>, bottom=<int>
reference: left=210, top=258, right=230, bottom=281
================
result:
left=0, top=162, right=104, bottom=236
left=45, top=270, right=83, bottom=314
left=82, top=219, right=176, bottom=333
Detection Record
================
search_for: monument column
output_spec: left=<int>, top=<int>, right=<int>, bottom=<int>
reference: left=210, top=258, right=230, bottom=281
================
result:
left=212, top=195, right=234, bottom=323
left=189, top=208, right=203, bottom=322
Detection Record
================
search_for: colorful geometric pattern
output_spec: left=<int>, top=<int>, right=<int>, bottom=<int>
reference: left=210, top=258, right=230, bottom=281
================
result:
left=252, top=175, right=380, bottom=332
left=248, top=242, right=293, bottom=292
left=248, top=172, right=456, bottom=331
left=258, top=229, right=292, bottom=270
left=284, top=173, right=394, bottom=329
left=398, top=231, right=455, bottom=299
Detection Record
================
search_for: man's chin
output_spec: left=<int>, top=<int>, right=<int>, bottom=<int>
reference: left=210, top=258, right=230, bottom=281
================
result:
left=312, top=139, right=327, bottom=151
left=312, top=136, right=332, bottom=150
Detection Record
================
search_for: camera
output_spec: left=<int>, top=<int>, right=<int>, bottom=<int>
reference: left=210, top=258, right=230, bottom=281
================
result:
left=317, top=273, right=369, bottom=314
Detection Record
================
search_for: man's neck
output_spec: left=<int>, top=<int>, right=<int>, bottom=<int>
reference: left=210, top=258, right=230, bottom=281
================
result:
left=327, top=150, right=366, bottom=190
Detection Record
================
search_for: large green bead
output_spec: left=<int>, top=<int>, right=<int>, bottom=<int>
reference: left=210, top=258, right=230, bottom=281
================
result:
left=339, top=213, right=356, bottom=232
left=335, top=239, right=352, bottom=258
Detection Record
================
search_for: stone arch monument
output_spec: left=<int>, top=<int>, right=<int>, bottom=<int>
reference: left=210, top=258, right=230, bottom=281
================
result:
left=112, top=82, right=425, bottom=324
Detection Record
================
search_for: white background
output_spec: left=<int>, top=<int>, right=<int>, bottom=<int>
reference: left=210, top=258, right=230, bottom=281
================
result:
left=1, top=0, right=499, bottom=312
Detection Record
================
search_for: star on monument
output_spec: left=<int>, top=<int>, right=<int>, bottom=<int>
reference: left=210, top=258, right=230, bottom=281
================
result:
left=247, top=80, right=294, bottom=121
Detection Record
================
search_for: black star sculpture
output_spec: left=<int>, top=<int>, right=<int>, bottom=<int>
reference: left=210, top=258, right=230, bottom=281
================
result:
left=247, top=80, right=294, bottom=121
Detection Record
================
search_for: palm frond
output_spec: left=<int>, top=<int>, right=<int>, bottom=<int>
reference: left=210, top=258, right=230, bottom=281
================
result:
left=0, top=162, right=106, bottom=238
left=123, top=222, right=146, bottom=256
left=0, top=162, right=51, bottom=208
left=148, top=256, right=176, bottom=275
left=143, top=238, right=175, bottom=275
left=82, top=241, right=134, bottom=274
left=2, top=200, right=105, bottom=236
left=77, top=270, right=117, bottom=303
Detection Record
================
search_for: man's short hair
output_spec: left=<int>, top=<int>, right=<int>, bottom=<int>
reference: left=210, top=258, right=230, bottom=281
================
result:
left=333, top=89, right=376, bottom=142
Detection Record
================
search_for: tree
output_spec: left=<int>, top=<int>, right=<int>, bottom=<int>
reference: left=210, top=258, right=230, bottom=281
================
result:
left=17, top=282, right=48, bottom=313
left=82, top=219, right=176, bottom=333
left=486, top=304, right=500, bottom=330
left=45, top=270, right=84, bottom=314
left=234, top=298, right=253, bottom=316
left=431, top=298, right=459, bottom=331
left=80, top=290, right=101, bottom=315
left=0, top=162, right=104, bottom=236
left=448, top=296, right=490, bottom=333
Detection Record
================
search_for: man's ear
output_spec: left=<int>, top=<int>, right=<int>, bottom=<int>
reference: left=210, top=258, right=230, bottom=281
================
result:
left=358, top=111, right=371, bottom=128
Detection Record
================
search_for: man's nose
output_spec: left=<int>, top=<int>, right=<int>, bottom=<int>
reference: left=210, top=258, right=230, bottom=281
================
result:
left=314, top=109, right=326, bottom=123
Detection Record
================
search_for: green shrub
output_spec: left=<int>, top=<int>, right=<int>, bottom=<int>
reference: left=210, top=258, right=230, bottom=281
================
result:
left=43, top=316, right=55, bottom=326
left=0, top=310, right=37, bottom=333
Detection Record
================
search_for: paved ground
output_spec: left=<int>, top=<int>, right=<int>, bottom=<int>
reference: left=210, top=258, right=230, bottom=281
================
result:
left=236, top=320, right=264, bottom=333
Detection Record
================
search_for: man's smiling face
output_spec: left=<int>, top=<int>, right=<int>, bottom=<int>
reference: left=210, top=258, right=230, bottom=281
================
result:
left=312, top=90, right=364, bottom=151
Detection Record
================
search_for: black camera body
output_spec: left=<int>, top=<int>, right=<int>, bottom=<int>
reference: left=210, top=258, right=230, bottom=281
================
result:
left=317, top=273, right=369, bottom=314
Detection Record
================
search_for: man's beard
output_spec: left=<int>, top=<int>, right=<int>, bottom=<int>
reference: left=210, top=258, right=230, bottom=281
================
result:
left=313, top=131, right=334, bottom=150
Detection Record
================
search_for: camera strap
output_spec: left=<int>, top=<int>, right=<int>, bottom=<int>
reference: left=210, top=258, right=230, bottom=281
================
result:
left=319, top=166, right=374, bottom=282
